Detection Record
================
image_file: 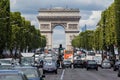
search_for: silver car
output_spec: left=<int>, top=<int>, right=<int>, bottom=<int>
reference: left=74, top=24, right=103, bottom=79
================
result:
left=101, top=61, right=111, bottom=69
left=43, top=60, right=57, bottom=74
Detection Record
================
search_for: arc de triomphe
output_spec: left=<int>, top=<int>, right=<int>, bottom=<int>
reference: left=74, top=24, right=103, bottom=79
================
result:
left=37, top=8, right=81, bottom=50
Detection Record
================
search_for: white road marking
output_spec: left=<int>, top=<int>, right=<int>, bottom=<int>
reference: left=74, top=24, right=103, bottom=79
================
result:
left=60, top=69, right=65, bottom=80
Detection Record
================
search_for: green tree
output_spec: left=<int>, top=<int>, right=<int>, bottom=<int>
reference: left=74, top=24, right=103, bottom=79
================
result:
left=0, top=0, right=10, bottom=57
left=115, top=0, right=120, bottom=51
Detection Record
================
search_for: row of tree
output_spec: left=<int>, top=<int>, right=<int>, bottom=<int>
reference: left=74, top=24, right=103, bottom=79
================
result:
left=0, top=0, right=46, bottom=58
left=72, top=0, right=120, bottom=56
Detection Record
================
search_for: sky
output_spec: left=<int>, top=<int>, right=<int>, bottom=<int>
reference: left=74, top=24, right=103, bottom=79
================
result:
left=10, top=0, right=114, bottom=48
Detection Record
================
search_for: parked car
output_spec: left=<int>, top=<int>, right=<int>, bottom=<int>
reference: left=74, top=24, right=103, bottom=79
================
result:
left=73, top=59, right=83, bottom=68
left=113, top=60, right=120, bottom=71
left=62, top=60, right=72, bottom=68
left=101, top=60, right=111, bottom=69
left=43, top=60, right=57, bottom=74
left=86, top=60, right=98, bottom=71
left=0, top=70, right=28, bottom=80
left=14, top=66, right=45, bottom=80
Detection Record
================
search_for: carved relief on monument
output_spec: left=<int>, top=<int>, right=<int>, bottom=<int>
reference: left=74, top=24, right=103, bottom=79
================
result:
left=70, top=35, right=74, bottom=40
left=51, top=23, right=67, bottom=30
left=68, top=24, right=78, bottom=30
left=40, top=24, right=50, bottom=30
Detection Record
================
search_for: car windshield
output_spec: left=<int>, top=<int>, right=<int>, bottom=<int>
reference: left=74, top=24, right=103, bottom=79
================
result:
left=0, top=60, right=11, bottom=64
left=44, top=60, right=55, bottom=66
left=64, top=61, right=71, bottom=64
left=74, top=60, right=82, bottom=63
left=16, top=68, right=38, bottom=78
left=88, top=61, right=96, bottom=64
left=103, top=60, right=110, bottom=63
left=21, top=57, right=34, bottom=65
left=0, top=74, right=23, bottom=80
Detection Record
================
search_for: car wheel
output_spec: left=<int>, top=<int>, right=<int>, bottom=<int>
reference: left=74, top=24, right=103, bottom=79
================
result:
left=101, top=67, right=104, bottom=69
left=114, top=68, right=116, bottom=71
left=87, top=68, right=89, bottom=70
left=118, top=73, right=120, bottom=77
left=43, top=70, right=45, bottom=74
left=73, top=65, right=75, bottom=68
left=55, top=70, right=57, bottom=74
left=96, top=68, right=98, bottom=71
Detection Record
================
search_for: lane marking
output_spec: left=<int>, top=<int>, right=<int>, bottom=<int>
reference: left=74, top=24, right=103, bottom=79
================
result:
left=60, top=69, right=65, bottom=80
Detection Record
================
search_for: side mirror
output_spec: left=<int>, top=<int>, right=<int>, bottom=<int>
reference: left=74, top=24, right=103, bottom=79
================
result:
left=42, top=74, right=45, bottom=78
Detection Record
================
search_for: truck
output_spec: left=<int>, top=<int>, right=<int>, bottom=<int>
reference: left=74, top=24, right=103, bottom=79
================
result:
left=64, top=50, right=73, bottom=63
left=93, top=54, right=102, bottom=66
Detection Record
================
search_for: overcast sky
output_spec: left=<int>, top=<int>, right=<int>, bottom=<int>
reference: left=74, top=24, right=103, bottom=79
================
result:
left=10, top=0, right=114, bottom=48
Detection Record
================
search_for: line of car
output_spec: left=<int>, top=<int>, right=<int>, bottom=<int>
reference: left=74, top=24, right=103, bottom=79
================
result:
left=0, top=51, right=120, bottom=79
left=0, top=58, right=45, bottom=80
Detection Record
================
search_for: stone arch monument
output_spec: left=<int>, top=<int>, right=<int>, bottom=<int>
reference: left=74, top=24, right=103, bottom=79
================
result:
left=37, top=7, right=81, bottom=50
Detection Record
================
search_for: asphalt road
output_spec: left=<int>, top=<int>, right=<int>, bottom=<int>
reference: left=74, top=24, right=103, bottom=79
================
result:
left=42, top=67, right=120, bottom=80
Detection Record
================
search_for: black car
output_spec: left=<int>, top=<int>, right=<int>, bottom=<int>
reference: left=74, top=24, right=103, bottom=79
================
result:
left=86, top=60, right=98, bottom=71
left=73, top=59, right=83, bottom=68
left=113, top=60, right=120, bottom=71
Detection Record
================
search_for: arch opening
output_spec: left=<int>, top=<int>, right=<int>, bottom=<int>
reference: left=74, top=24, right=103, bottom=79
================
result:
left=52, top=26, right=66, bottom=49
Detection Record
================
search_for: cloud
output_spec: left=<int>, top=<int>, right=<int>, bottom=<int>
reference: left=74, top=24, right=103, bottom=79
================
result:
left=10, top=0, right=114, bottom=30
left=80, top=11, right=102, bottom=30
left=10, top=0, right=114, bottom=13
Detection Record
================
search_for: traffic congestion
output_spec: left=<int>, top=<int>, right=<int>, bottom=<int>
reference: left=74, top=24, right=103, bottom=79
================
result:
left=0, top=48, right=120, bottom=80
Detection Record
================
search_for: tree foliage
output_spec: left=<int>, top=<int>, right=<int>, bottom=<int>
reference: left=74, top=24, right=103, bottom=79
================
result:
left=0, top=0, right=10, bottom=54
left=72, top=1, right=118, bottom=53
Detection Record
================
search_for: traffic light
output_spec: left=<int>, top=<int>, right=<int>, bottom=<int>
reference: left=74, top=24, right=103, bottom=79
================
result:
left=58, top=44, right=63, bottom=61
left=59, top=44, right=62, bottom=48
